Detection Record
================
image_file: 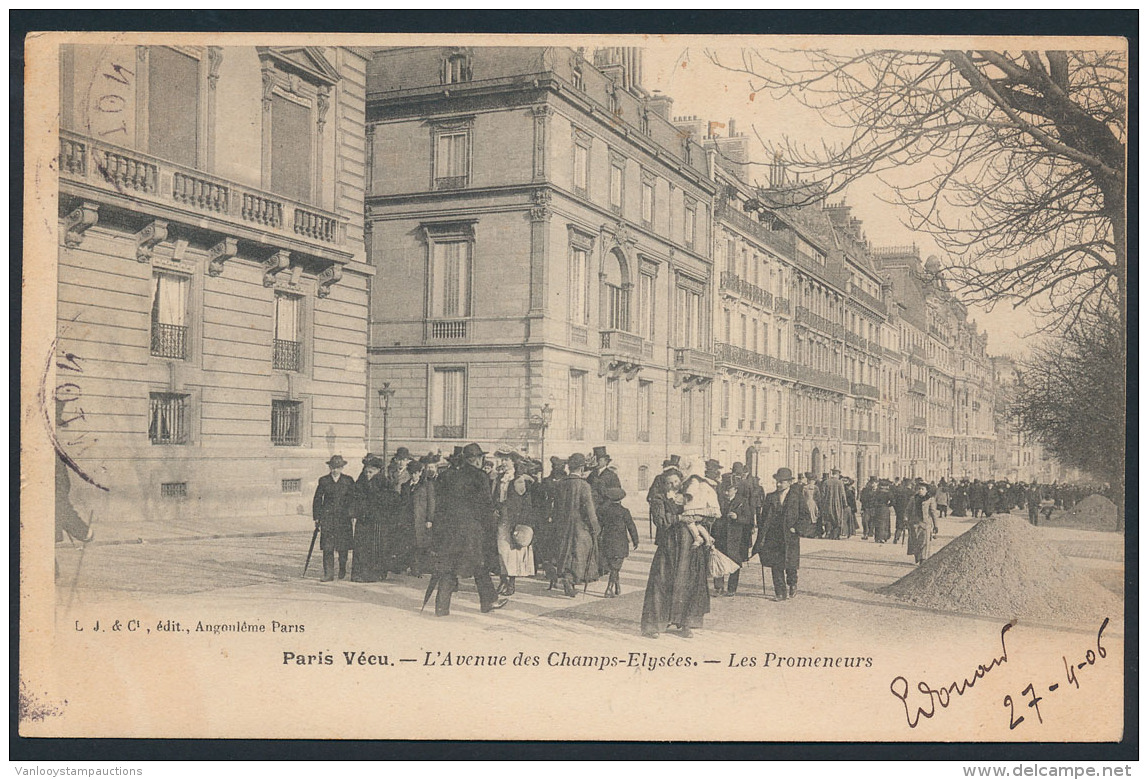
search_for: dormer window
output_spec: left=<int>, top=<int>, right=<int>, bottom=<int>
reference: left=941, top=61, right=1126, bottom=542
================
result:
left=443, top=50, right=472, bottom=84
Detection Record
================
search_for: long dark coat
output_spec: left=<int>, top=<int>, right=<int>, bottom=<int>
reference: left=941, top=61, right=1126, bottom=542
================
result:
left=640, top=519, right=709, bottom=634
left=433, top=462, right=497, bottom=575
left=714, top=485, right=754, bottom=564
left=646, top=471, right=677, bottom=546
left=552, top=474, right=600, bottom=583
left=351, top=472, right=389, bottom=581
left=587, top=464, right=622, bottom=507
left=598, top=501, right=639, bottom=566
left=752, top=484, right=811, bottom=570
left=405, top=478, right=436, bottom=549
left=312, top=472, right=356, bottom=551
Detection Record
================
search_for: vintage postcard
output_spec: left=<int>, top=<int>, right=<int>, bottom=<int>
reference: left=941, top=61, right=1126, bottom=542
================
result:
left=21, top=31, right=1128, bottom=743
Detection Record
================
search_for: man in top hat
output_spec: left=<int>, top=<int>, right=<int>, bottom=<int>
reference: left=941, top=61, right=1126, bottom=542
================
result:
left=587, top=445, right=622, bottom=509
left=312, top=455, right=357, bottom=582
left=752, top=467, right=813, bottom=601
left=429, top=443, right=507, bottom=616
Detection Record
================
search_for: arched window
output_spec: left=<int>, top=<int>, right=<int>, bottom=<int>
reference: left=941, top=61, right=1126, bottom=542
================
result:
left=602, top=249, right=630, bottom=331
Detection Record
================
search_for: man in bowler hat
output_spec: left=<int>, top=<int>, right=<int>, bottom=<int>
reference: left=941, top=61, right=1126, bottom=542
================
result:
left=313, top=455, right=356, bottom=582
left=752, top=467, right=812, bottom=601
left=429, top=443, right=508, bottom=616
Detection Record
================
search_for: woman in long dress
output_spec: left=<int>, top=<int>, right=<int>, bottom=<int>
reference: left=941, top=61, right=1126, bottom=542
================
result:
left=872, top=480, right=893, bottom=544
left=494, top=462, right=535, bottom=596
left=640, top=470, right=710, bottom=639
left=351, top=456, right=386, bottom=582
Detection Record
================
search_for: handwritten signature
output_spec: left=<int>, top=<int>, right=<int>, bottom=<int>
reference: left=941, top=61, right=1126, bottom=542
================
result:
left=890, top=622, right=1013, bottom=728
left=890, top=618, right=1111, bottom=729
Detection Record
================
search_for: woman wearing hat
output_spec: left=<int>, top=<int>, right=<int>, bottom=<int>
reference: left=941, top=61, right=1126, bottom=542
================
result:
left=493, top=454, right=535, bottom=596
left=872, top=480, right=894, bottom=544
left=598, top=486, right=639, bottom=597
left=312, top=455, right=356, bottom=582
left=351, top=455, right=387, bottom=582
left=640, top=467, right=709, bottom=638
left=905, top=483, right=939, bottom=565
left=551, top=452, right=601, bottom=597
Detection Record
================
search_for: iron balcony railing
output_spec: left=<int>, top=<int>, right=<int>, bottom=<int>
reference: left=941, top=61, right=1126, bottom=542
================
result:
left=719, top=271, right=774, bottom=310
left=273, top=339, right=301, bottom=371
left=150, top=322, right=187, bottom=360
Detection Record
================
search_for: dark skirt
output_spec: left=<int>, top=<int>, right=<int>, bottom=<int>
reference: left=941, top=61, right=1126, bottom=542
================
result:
left=351, top=517, right=386, bottom=581
left=872, top=507, right=891, bottom=543
left=641, top=523, right=711, bottom=633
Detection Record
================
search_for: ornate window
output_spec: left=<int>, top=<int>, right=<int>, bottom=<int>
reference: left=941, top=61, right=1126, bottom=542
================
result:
left=442, top=49, right=473, bottom=84
left=258, top=47, right=339, bottom=206
left=431, top=117, right=474, bottom=190
left=150, top=272, right=189, bottom=360
left=602, top=249, right=630, bottom=332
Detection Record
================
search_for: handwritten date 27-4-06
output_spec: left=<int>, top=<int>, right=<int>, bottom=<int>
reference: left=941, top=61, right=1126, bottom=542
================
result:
left=1003, top=617, right=1110, bottom=730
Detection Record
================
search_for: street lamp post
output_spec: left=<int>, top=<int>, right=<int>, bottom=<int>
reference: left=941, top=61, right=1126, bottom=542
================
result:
left=378, top=382, right=395, bottom=460
left=538, top=403, right=553, bottom=466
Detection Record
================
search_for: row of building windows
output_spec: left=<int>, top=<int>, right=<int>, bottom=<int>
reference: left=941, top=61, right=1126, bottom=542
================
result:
left=150, top=272, right=302, bottom=370
left=149, top=394, right=304, bottom=446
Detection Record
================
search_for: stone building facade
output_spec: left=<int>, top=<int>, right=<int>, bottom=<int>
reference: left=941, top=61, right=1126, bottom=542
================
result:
left=56, top=45, right=372, bottom=523
left=364, top=46, right=716, bottom=495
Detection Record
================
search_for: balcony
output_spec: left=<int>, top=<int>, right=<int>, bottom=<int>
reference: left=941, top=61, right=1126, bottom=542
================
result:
left=60, top=130, right=350, bottom=260
left=848, top=284, right=887, bottom=316
left=273, top=339, right=301, bottom=371
left=910, top=344, right=927, bottom=359
left=851, top=382, right=879, bottom=400
left=673, top=347, right=717, bottom=387
left=868, top=341, right=884, bottom=359
left=150, top=322, right=187, bottom=360
left=911, top=415, right=927, bottom=428
left=429, top=320, right=468, bottom=340
left=599, top=329, right=651, bottom=379
left=774, top=296, right=792, bottom=316
left=713, top=342, right=798, bottom=380
left=845, top=331, right=866, bottom=350
left=795, top=365, right=850, bottom=394
left=795, top=306, right=844, bottom=338
left=909, top=379, right=928, bottom=395
left=719, top=272, right=774, bottom=309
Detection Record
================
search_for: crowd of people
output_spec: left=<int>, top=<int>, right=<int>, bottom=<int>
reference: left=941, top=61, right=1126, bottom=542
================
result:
left=310, top=445, right=1102, bottom=632
left=311, top=444, right=640, bottom=616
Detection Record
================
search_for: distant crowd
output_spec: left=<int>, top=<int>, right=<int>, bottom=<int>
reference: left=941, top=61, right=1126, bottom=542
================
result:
left=310, top=445, right=1106, bottom=637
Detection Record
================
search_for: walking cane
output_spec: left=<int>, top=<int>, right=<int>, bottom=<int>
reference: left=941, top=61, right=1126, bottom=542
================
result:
left=759, top=562, right=768, bottom=598
left=302, top=521, right=320, bottom=577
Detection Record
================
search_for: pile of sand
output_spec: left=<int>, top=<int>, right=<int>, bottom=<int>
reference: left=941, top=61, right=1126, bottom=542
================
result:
left=1048, top=494, right=1121, bottom=531
left=880, top=515, right=1120, bottom=623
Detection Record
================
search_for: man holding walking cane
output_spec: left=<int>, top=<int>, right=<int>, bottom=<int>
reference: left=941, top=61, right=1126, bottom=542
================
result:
left=310, top=455, right=356, bottom=582
left=751, top=467, right=812, bottom=601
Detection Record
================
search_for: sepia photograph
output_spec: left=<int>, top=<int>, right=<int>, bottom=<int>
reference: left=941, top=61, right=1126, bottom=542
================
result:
left=20, top=27, right=1129, bottom=747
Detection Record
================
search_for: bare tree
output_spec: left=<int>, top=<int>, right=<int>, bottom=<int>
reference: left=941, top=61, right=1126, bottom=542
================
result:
left=706, top=47, right=1127, bottom=338
left=1011, top=306, right=1125, bottom=521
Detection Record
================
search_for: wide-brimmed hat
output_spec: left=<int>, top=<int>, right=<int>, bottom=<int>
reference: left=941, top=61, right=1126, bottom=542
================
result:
left=662, top=454, right=681, bottom=468
left=549, top=455, right=566, bottom=467
left=773, top=467, right=795, bottom=482
left=326, top=455, right=347, bottom=468
left=704, top=459, right=723, bottom=473
left=604, top=486, right=626, bottom=501
left=731, top=462, right=748, bottom=476
left=361, top=452, right=378, bottom=464
left=567, top=452, right=588, bottom=471
left=364, top=455, right=385, bottom=469
left=406, top=460, right=425, bottom=474
left=420, top=453, right=441, bottom=464
left=462, top=442, right=486, bottom=459
left=394, top=447, right=411, bottom=460
left=592, top=446, right=610, bottom=460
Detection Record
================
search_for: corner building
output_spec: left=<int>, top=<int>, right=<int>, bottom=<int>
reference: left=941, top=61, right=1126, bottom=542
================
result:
left=365, top=47, right=717, bottom=495
left=56, top=45, right=371, bottom=524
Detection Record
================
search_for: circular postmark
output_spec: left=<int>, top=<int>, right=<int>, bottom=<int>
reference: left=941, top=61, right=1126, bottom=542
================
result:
left=39, top=330, right=109, bottom=493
